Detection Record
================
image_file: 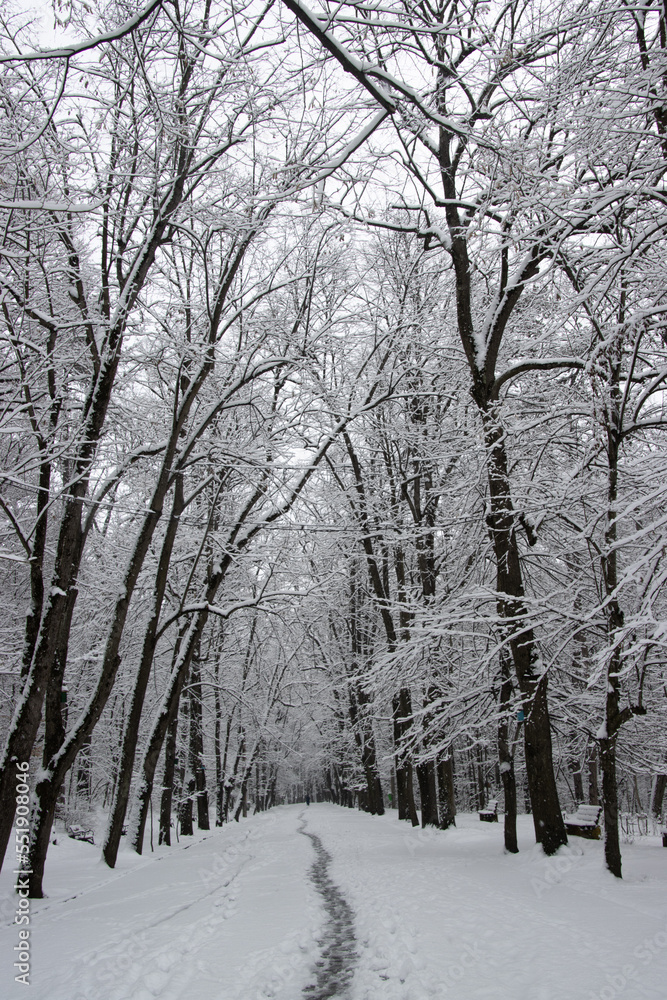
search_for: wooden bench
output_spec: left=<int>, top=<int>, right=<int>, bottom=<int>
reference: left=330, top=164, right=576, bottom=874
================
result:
left=479, top=799, right=498, bottom=822
left=564, top=804, right=602, bottom=840
left=66, top=823, right=95, bottom=845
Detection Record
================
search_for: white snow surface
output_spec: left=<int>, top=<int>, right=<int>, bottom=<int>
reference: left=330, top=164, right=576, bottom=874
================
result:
left=1, top=804, right=666, bottom=1000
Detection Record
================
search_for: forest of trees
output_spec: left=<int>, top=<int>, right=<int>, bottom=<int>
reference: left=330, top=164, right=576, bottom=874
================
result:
left=1, top=0, right=666, bottom=897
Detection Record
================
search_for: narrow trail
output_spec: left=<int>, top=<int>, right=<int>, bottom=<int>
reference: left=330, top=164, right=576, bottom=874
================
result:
left=299, top=815, right=357, bottom=999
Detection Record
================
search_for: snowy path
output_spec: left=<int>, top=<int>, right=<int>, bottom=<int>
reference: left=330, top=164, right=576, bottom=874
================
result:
left=299, top=818, right=357, bottom=998
left=1, top=809, right=324, bottom=1000
left=304, top=806, right=667, bottom=1000
left=1, top=804, right=666, bottom=1000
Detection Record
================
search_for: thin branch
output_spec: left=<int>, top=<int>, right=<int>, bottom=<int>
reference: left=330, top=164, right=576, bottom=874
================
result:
left=0, top=0, right=163, bottom=63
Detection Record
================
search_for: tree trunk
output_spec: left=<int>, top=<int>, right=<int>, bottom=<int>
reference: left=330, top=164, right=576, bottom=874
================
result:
left=214, top=651, right=224, bottom=826
left=433, top=86, right=565, bottom=854
left=266, top=771, right=277, bottom=810
left=131, top=539, right=244, bottom=854
left=159, top=711, right=179, bottom=846
left=500, top=755, right=518, bottom=854
left=0, top=354, right=117, bottom=872
left=481, top=409, right=566, bottom=855
left=25, top=407, right=204, bottom=894
left=476, top=746, right=486, bottom=811
left=498, top=648, right=518, bottom=853
left=587, top=742, right=600, bottom=805
left=347, top=561, right=385, bottom=816
left=0, top=125, right=215, bottom=873
left=25, top=779, right=59, bottom=898
left=599, top=397, right=631, bottom=878
left=254, top=762, right=262, bottom=813
left=600, top=734, right=621, bottom=876
left=178, top=765, right=195, bottom=837
left=130, top=642, right=192, bottom=855
left=437, top=756, right=456, bottom=829
left=651, top=773, right=667, bottom=818
left=220, top=715, right=234, bottom=823
left=416, top=760, right=439, bottom=828
left=21, top=454, right=52, bottom=681
left=103, top=479, right=184, bottom=867
left=600, top=640, right=630, bottom=878
left=234, top=779, right=249, bottom=821
left=0, top=583, right=77, bottom=872
left=348, top=686, right=385, bottom=816
left=393, top=691, right=419, bottom=826
left=188, top=656, right=210, bottom=831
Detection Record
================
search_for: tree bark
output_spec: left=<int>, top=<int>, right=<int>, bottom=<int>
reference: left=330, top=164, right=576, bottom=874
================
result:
left=131, top=634, right=194, bottom=855
left=393, top=691, right=419, bottom=826
left=188, top=655, right=210, bottom=831
left=347, top=566, right=385, bottom=815
left=600, top=732, right=621, bottom=876
left=498, top=648, right=518, bottom=853
left=178, top=767, right=195, bottom=837
left=214, top=646, right=224, bottom=826
left=479, top=408, right=567, bottom=855
left=25, top=452, right=184, bottom=895
left=587, top=743, right=600, bottom=805
left=416, top=760, right=439, bottom=827
left=348, top=686, right=385, bottom=815
left=437, top=756, right=456, bottom=829
left=432, top=56, right=567, bottom=854
left=599, top=365, right=631, bottom=878
left=103, top=477, right=184, bottom=867
left=651, top=773, right=667, bottom=818
left=159, top=711, right=179, bottom=846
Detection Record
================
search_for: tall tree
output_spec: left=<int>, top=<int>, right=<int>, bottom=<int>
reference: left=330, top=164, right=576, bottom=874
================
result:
left=278, top=0, right=667, bottom=854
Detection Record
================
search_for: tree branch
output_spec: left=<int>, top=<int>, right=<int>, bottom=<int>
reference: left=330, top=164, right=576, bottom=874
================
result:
left=0, top=0, right=163, bottom=63
left=491, top=357, right=586, bottom=399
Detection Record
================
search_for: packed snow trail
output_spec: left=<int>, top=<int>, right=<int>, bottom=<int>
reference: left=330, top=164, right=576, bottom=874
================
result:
left=305, top=806, right=667, bottom=1000
left=1, top=808, right=325, bottom=1000
left=299, top=814, right=357, bottom=998
left=2, top=804, right=666, bottom=999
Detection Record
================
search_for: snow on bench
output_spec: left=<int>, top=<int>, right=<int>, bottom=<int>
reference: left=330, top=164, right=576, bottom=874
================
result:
left=564, top=804, right=602, bottom=840
left=66, top=824, right=95, bottom=845
left=479, top=799, right=498, bottom=822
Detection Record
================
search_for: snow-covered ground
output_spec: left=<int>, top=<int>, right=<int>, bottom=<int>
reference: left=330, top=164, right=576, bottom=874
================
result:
left=1, top=805, right=666, bottom=999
